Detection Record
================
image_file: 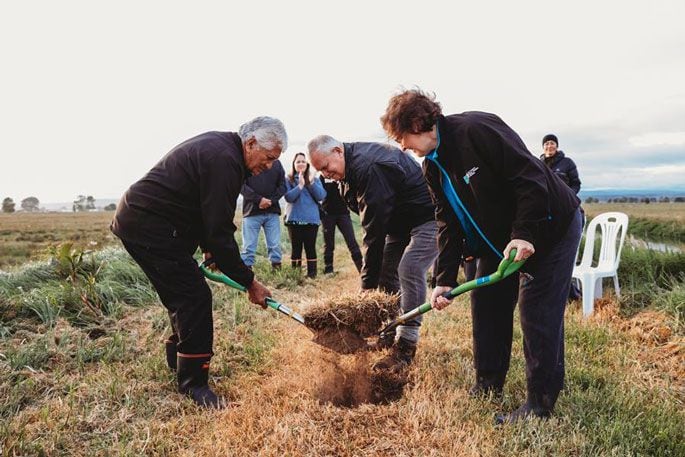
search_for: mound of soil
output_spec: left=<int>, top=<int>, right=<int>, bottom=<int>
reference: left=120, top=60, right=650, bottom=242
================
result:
left=304, top=290, right=400, bottom=337
left=303, top=290, right=399, bottom=354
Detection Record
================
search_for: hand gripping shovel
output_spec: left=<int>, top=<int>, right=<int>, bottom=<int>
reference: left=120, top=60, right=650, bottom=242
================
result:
left=377, top=249, right=527, bottom=340
left=199, top=262, right=306, bottom=325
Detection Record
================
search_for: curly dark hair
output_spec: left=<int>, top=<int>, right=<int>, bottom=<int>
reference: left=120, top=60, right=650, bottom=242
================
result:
left=380, top=88, right=442, bottom=141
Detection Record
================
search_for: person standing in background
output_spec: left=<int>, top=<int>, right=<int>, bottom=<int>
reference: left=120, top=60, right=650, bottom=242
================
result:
left=284, top=153, right=327, bottom=278
left=540, top=133, right=583, bottom=300
left=319, top=176, right=363, bottom=274
left=240, top=159, right=286, bottom=270
left=540, top=134, right=581, bottom=194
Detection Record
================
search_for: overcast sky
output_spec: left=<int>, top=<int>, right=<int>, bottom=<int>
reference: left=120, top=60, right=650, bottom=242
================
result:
left=1, top=0, right=684, bottom=204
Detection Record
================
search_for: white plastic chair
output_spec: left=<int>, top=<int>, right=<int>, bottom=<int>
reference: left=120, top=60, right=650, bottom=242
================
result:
left=572, top=212, right=629, bottom=316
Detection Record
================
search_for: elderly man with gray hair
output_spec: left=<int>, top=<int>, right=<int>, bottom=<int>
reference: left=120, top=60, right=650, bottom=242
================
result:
left=308, top=135, right=438, bottom=372
left=112, top=116, right=287, bottom=408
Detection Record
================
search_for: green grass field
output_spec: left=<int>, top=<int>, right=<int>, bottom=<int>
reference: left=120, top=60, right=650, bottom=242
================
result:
left=1, top=208, right=683, bottom=455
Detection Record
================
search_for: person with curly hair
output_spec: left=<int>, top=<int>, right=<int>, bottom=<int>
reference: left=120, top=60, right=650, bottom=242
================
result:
left=381, top=89, right=582, bottom=424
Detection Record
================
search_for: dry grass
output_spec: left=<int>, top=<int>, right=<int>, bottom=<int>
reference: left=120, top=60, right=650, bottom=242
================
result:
left=0, top=212, right=117, bottom=268
left=584, top=202, right=685, bottom=222
left=1, top=212, right=684, bottom=455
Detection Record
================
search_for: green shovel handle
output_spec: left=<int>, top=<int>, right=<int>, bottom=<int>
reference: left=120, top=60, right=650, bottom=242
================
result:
left=379, top=249, right=526, bottom=335
left=441, top=248, right=526, bottom=300
left=199, top=264, right=247, bottom=292
left=199, top=262, right=306, bottom=325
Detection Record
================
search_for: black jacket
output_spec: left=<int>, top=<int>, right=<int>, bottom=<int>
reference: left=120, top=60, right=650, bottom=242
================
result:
left=319, top=177, right=349, bottom=216
left=111, top=131, right=254, bottom=288
left=540, top=150, right=581, bottom=194
left=340, top=142, right=435, bottom=289
left=424, top=113, right=580, bottom=287
left=240, top=160, right=286, bottom=217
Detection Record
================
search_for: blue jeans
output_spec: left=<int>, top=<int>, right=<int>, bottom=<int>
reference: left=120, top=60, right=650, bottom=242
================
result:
left=377, top=220, right=439, bottom=344
left=241, top=213, right=282, bottom=266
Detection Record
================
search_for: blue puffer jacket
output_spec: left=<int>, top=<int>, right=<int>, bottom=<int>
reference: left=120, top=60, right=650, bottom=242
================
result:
left=284, top=173, right=327, bottom=224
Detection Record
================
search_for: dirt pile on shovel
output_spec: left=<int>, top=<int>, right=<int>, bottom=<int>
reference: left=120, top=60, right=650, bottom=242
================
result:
left=303, top=290, right=400, bottom=354
left=303, top=290, right=409, bottom=406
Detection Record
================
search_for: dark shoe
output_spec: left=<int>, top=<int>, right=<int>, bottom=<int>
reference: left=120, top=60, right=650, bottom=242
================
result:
left=306, top=260, right=317, bottom=278
left=271, top=262, right=282, bottom=271
left=373, top=337, right=417, bottom=373
left=323, top=265, right=334, bottom=274
left=374, top=327, right=396, bottom=350
left=291, top=259, right=302, bottom=270
left=177, top=354, right=223, bottom=409
left=495, top=403, right=551, bottom=425
left=469, top=383, right=503, bottom=401
left=165, top=334, right=178, bottom=371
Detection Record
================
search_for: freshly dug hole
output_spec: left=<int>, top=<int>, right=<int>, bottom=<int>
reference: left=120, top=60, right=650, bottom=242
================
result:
left=304, top=290, right=409, bottom=405
left=313, top=352, right=410, bottom=407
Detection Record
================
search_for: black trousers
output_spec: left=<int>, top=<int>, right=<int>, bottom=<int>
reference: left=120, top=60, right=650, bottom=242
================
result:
left=470, top=209, right=583, bottom=409
left=121, top=240, right=213, bottom=356
left=287, top=224, right=319, bottom=263
left=321, top=213, right=362, bottom=269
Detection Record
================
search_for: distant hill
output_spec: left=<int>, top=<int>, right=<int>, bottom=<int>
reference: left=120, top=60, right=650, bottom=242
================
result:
left=579, top=188, right=685, bottom=202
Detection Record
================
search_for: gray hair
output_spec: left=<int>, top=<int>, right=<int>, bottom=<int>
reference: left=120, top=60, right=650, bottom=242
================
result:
left=238, top=116, right=288, bottom=151
left=307, top=134, right=343, bottom=155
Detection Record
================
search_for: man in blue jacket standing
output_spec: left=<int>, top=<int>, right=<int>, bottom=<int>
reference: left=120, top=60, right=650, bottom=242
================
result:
left=240, top=159, right=286, bottom=270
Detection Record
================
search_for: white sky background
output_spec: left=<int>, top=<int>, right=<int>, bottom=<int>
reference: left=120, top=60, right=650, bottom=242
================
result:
left=1, top=0, right=684, bottom=203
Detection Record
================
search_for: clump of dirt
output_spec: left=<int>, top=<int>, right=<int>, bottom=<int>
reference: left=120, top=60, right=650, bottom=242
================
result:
left=303, top=290, right=410, bottom=405
left=304, top=290, right=400, bottom=337
left=303, top=290, right=399, bottom=354
left=313, top=352, right=410, bottom=407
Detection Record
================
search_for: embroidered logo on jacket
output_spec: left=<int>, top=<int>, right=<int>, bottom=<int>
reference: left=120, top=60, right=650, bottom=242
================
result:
left=463, top=167, right=479, bottom=184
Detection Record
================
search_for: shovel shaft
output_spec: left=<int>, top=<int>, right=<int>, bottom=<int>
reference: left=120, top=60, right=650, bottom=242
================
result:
left=199, top=263, right=306, bottom=326
left=379, top=249, right=526, bottom=337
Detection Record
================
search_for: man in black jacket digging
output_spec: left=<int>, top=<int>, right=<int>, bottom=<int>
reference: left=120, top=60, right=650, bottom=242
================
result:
left=111, top=116, right=287, bottom=408
left=308, top=136, right=438, bottom=371
left=381, top=89, right=582, bottom=423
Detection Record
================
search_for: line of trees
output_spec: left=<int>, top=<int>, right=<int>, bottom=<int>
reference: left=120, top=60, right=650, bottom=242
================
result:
left=2, top=196, right=40, bottom=213
left=1, top=196, right=118, bottom=213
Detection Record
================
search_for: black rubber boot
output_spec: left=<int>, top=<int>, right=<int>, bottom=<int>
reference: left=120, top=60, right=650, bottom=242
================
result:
left=469, top=373, right=505, bottom=400
left=323, top=264, right=334, bottom=274
left=495, top=402, right=551, bottom=425
left=165, top=334, right=178, bottom=371
left=373, top=337, right=417, bottom=373
left=375, top=327, right=396, bottom=350
left=177, top=354, right=222, bottom=409
left=291, top=259, right=302, bottom=271
left=271, top=262, right=282, bottom=271
left=306, top=260, right=317, bottom=278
